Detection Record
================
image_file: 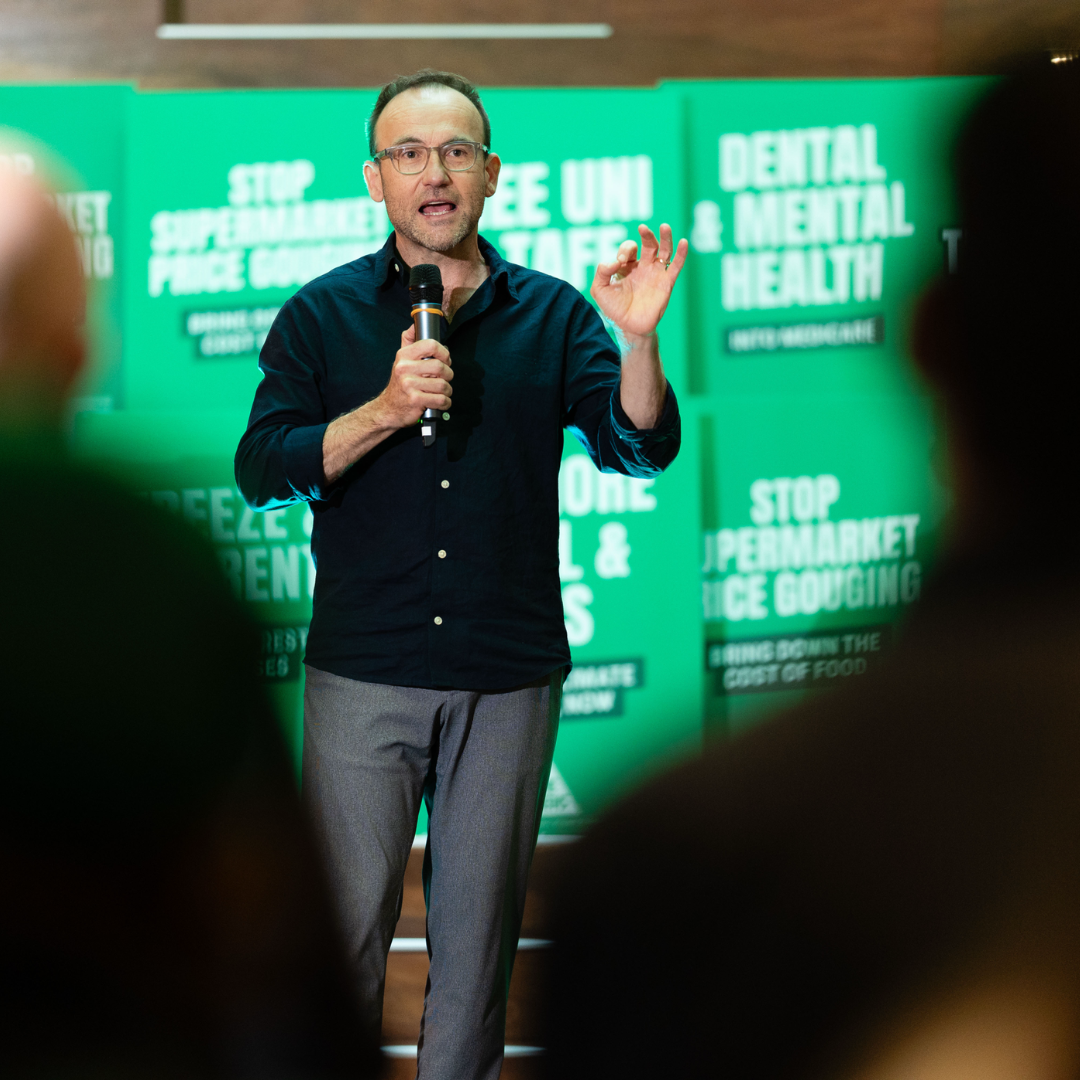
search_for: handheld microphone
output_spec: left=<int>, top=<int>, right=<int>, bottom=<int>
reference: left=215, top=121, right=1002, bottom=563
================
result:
left=409, top=264, right=444, bottom=448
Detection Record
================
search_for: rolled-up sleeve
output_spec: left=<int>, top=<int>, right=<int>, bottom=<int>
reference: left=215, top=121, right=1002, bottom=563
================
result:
left=234, top=297, right=335, bottom=510
left=562, top=294, right=681, bottom=478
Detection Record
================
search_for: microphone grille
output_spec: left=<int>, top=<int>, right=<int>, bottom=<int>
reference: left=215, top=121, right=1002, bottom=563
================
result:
left=409, top=263, right=442, bottom=288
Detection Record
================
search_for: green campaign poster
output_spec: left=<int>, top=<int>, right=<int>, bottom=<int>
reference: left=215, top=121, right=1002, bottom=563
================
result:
left=480, top=89, right=702, bottom=831
left=0, top=84, right=130, bottom=408
left=668, top=77, right=992, bottom=733
left=123, top=88, right=387, bottom=413
left=73, top=408, right=312, bottom=764
left=105, top=89, right=393, bottom=760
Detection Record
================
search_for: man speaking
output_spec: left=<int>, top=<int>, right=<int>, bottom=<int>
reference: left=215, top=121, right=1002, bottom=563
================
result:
left=236, top=68, right=686, bottom=1079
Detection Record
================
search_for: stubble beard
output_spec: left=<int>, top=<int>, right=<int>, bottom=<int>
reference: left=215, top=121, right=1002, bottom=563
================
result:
left=386, top=187, right=486, bottom=255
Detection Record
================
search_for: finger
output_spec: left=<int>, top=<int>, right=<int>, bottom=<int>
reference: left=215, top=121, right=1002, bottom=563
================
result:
left=410, top=377, right=452, bottom=397
left=615, top=238, right=638, bottom=265
left=414, top=359, right=454, bottom=380
left=404, top=339, right=450, bottom=363
left=594, top=258, right=635, bottom=281
left=401, top=324, right=416, bottom=347
left=666, top=237, right=690, bottom=281
left=657, top=223, right=674, bottom=264
left=413, top=338, right=448, bottom=359
left=590, top=261, right=616, bottom=296
left=638, top=223, right=660, bottom=261
left=417, top=387, right=452, bottom=409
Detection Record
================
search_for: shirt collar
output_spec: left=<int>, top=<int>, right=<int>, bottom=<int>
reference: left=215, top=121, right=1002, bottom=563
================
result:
left=375, top=231, right=518, bottom=302
left=477, top=234, right=518, bottom=301
left=376, top=233, right=409, bottom=289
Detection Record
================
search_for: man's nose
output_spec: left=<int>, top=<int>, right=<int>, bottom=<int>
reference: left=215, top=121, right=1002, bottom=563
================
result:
left=420, top=149, right=451, bottom=185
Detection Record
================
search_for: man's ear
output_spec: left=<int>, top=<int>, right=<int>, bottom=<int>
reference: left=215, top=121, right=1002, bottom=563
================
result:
left=363, top=161, right=385, bottom=203
left=911, top=276, right=964, bottom=394
left=484, top=152, right=501, bottom=199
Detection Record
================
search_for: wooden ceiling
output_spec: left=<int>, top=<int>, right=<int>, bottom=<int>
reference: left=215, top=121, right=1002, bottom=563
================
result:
left=0, top=0, right=1075, bottom=87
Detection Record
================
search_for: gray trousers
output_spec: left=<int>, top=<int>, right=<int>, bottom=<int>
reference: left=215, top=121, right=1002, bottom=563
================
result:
left=302, top=665, right=562, bottom=1080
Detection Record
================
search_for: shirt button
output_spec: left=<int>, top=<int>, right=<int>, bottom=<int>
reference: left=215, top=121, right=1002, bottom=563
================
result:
left=438, top=549, right=447, bottom=559
left=441, top=480, right=450, bottom=489
left=433, top=616, right=443, bottom=625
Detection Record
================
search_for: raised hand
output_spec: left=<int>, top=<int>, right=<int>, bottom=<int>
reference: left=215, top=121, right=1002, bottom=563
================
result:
left=590, top=223, right=689, bottom=340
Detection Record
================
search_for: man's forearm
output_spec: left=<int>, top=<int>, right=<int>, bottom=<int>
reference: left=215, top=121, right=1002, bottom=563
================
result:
left=618, top=330, right=667, bottom=429
left=322, top=399, right=398, bottom=484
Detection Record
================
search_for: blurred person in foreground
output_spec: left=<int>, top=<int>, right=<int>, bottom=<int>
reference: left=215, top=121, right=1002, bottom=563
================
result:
left=544, top=58, right=1080, bottom=1080
left=0, top=167, right=379, bottom=1079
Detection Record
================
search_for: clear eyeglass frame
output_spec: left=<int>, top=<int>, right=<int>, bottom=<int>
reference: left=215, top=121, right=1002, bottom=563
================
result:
left=372, top=140, right=489, bottom=175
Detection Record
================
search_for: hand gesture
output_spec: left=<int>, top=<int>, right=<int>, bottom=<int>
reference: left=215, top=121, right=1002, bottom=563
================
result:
left=590, top=223, right=688, bottom=340
left=375, top=324, right=453, bottom=429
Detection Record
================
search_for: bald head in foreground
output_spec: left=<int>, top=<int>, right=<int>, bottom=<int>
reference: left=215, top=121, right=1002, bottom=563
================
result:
left=0, top=169, right=380, bottom=1077
left=0, top=166, right=86, bottom=424
left=544, top=58, right=1080, bottom=1080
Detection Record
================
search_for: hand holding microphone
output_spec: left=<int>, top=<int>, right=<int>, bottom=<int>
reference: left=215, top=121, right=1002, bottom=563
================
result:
left=319, top=266, right=451, bottom=483
left=376, top=265, right=452, bottom=438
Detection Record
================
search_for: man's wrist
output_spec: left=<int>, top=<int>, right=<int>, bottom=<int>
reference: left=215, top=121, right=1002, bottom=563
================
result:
left=353, top=393, right=398, bottom=435
left=328, top=396, right=396, bottom=454
left=323, top=396, right=399, bottom=483
left=619, top=328, right=659, bottom=353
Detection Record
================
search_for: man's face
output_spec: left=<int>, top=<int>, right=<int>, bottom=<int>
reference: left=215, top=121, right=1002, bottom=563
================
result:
left=364, top=85, right=499, bottom=254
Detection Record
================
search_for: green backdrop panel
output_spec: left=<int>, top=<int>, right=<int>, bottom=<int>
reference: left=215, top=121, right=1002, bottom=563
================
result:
left=0, top=83, right=130, bottom=406
left=479, top=87, right=690, bottom=391
left=480, top=87, right=701, bottom=830
left=697, top=391, right=946, bottom=734
left=65, top=76, right=996, bottom=827
left=669, top=77, right=991, bottom=732
left=124, top=89, right=385, bottom=413
left=671, top=77, right=992, bottom=397
left=73, top=407, right=309, bottom=765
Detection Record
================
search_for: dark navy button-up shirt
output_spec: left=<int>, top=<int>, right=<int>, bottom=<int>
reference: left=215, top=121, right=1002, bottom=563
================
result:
left=235, top=233, right=681, bottom=690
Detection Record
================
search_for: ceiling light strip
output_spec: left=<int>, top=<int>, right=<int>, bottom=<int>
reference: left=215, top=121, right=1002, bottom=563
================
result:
left=157, top=23, right=613, bottom=40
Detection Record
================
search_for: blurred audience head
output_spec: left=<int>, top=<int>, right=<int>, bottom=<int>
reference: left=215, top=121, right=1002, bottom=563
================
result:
left=0, top=162, right=86, bottom=426
left=545, top=698, right=1080, bottom=1080
left=916, top=55, right=1080, bottom=541
left=0, top=152, right=378, bottom=1077
left=546, top=57, right=1080, bottom=1080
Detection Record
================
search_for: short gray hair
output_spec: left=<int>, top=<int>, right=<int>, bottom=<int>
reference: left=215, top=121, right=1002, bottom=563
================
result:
left=367, top=69, right=491, bottom=157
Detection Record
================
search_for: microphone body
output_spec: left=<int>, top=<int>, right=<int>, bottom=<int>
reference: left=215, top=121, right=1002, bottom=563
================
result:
left=409, top=264, right=444, bottom=448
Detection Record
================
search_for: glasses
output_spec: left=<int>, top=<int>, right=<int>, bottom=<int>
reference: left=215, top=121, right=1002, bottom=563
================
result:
left=372, top=140, right=488, bottom=175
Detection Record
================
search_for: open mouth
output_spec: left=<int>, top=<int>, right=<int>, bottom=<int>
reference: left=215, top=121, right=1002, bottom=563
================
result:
left=419, top=200, right=457, bottom=218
